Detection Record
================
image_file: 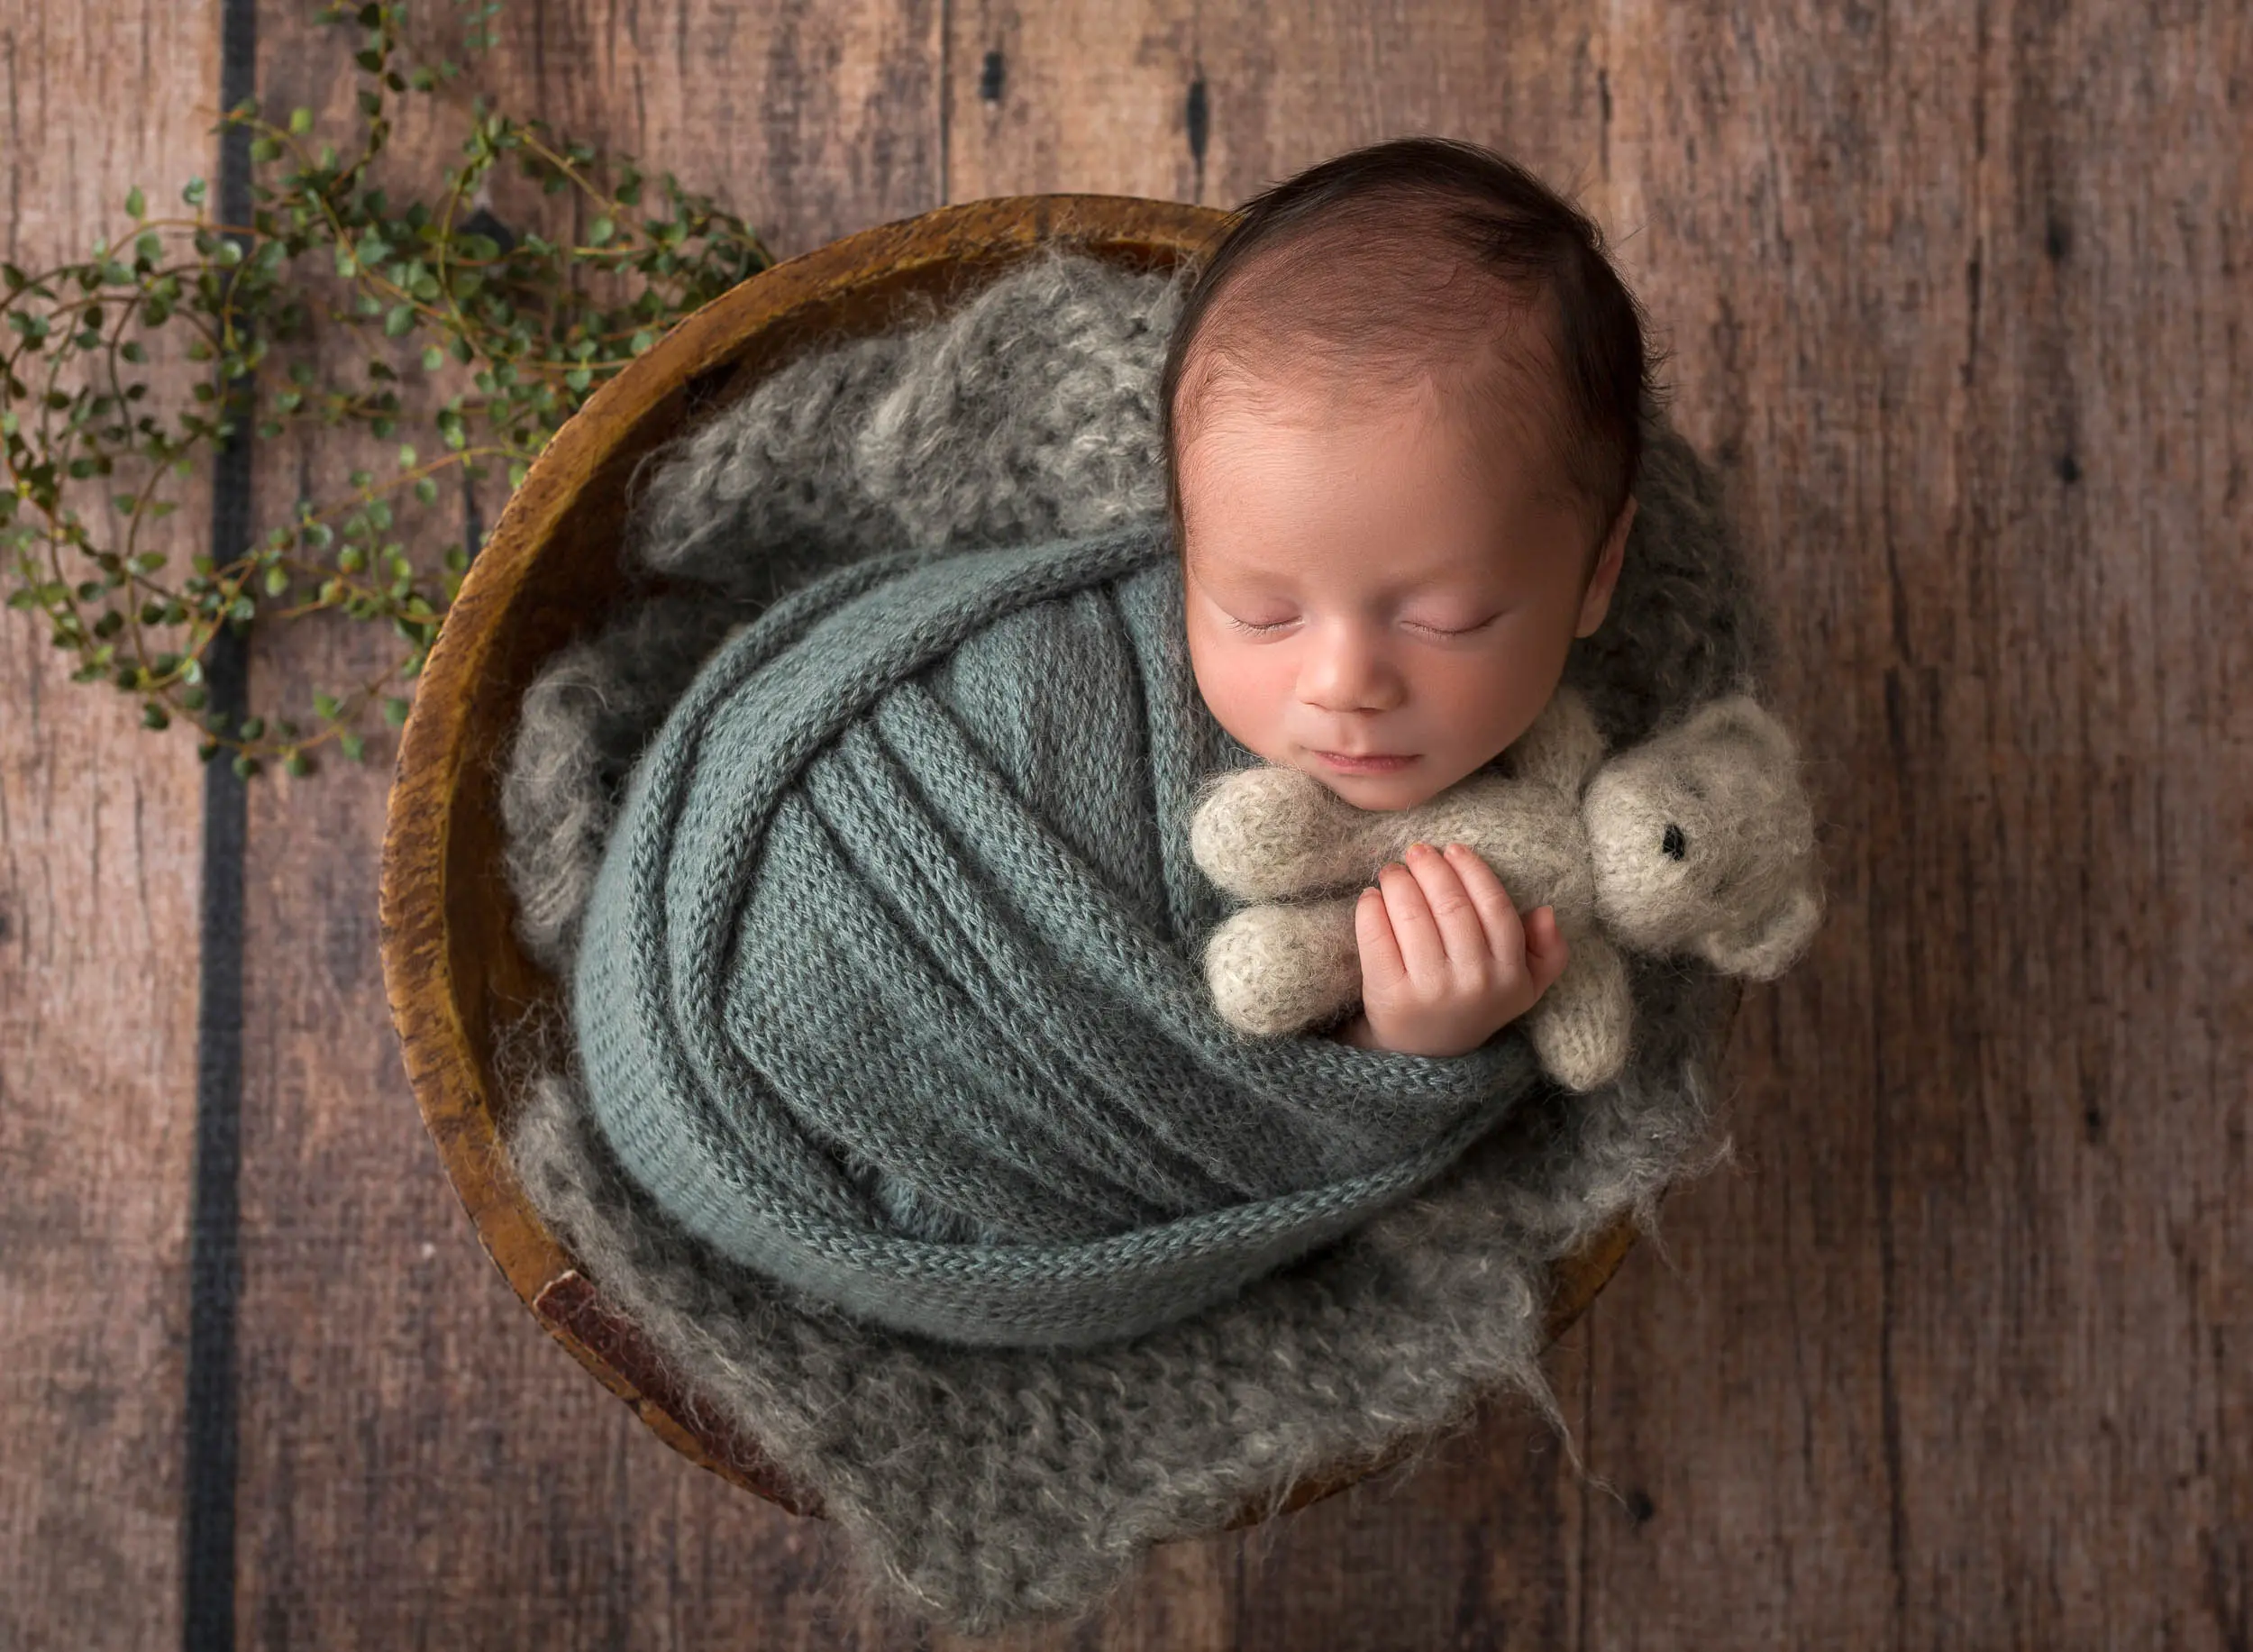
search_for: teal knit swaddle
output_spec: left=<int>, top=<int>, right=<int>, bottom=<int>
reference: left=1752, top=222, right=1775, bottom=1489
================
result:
left=570, top=516, right=1542, bottom=1346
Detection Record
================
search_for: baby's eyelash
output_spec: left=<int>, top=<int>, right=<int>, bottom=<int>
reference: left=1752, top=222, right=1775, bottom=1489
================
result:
left=1222, top=614, right=1497, bottom=637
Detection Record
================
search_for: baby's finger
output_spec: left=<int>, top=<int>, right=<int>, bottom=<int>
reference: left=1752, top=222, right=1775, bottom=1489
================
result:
left=1376, top=860, right=1446, bottom=981
left=1402, top=842, right=1488, bottom=965
left=1523, top=904, right=1571, bottom=988
left=1354, top=881, right=1408, bottom=995
left=1443, top=842, right=1526, bottom=970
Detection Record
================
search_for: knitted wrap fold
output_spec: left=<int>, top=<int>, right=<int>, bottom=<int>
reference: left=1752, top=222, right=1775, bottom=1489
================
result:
left=570, top=518, right=1542, bottom=1347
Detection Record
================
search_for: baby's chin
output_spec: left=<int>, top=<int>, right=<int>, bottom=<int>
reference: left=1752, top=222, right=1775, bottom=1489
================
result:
left=1280, top=749, right=1496, bottom=812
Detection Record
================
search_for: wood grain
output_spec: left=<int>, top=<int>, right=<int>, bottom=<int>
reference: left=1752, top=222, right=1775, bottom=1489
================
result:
left=3, top=0, right=2248, bottom=1647
left=0, top=6, right=219, bottom=1651
left=1576, top=4, right=2253, bottom=1647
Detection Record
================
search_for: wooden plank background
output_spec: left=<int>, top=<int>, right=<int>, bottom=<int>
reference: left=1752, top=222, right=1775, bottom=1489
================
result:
left=3, top=0, right=2247, bottom=1646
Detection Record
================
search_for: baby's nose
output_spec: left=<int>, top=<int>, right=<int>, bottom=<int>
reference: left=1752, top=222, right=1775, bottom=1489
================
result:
left=1300, top=629, right=1405, bottom=707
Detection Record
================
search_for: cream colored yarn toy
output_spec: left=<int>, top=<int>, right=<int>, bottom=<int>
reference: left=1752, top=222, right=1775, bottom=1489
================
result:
left=1190, top=686, right=1825, bottom=1090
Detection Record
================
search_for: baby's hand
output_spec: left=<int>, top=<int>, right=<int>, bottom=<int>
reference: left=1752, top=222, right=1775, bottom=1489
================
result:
left=1347, top=841, right=1570, bottom=1058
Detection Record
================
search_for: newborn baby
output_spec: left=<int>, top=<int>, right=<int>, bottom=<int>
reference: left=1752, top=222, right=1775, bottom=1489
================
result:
left=1161, top=137, right=1656, bottom=1059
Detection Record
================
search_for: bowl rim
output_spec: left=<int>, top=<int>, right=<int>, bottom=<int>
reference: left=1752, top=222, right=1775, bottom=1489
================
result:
left=377, top=190, right=1664, bottom=1528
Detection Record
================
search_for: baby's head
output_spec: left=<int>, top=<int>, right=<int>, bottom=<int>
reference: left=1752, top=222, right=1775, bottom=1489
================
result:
left=1163, top=136, right=1663, bottom=811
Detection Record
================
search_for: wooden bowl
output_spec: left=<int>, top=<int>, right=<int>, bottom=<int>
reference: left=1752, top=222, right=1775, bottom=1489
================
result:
left=378, top=193, right=1718, bottom=1526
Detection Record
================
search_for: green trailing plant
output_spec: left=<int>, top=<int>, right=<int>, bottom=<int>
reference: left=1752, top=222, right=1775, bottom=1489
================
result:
left=0, top=0, right=774, bottom=779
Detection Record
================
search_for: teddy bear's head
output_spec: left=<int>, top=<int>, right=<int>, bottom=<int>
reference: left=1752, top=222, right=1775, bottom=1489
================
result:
left=1582, top=694, right=1824, bottom=980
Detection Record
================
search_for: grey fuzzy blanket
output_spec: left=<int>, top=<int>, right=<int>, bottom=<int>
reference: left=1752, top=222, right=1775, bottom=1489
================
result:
left=490, top=249, right=1766, bottom=1635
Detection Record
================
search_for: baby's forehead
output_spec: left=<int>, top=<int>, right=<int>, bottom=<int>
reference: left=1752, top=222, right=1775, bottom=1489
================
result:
left=1181, top=294, right=1567, bottom=449
left=1181, top=348, right=1568, bottom=489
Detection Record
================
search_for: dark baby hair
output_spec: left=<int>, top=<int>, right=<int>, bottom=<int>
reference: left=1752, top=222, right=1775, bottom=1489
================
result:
left=1159, top=135, right=1667, bottom=579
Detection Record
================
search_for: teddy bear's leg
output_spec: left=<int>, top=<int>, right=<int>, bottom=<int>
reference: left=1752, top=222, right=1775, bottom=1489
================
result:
left=1200, top=898, right=1362, bottom=1036
left=1522, top=929, right=1634, bottom=1091
left=1189, top=765, right=1379, bottom=900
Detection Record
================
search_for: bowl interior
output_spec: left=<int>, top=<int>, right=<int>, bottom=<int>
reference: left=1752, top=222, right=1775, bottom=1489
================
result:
left=378, top=194, right=1656, bottom=1524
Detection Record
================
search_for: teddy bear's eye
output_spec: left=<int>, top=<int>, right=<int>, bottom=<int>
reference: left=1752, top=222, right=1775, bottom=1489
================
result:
left=1662, top=823, right=1688, bottom=861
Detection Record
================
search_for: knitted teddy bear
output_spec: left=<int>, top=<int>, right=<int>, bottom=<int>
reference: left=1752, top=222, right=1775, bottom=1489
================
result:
left=1190, top=686, right=1824, bottom=1091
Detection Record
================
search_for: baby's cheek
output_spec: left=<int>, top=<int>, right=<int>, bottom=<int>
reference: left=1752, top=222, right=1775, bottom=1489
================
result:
left=1188, top=644, right=1282, bottom=746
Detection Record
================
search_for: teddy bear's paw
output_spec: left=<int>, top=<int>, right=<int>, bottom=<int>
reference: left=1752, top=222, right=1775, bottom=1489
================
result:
left=1189, top=764, right=1367, bottom=900
left=1523, top=931, right=1633, bottom=1091
left=1201, top=899, right=1363, bottom=1036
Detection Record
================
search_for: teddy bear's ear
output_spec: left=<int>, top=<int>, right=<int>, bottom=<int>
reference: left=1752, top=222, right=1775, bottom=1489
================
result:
left=1698, top=881, right=1824, bottom=980
left=1681, top=694, right=1799, bottom=768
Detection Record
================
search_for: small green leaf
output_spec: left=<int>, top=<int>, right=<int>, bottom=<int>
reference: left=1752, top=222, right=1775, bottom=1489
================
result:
left=412, top=477, right=439, bottom=507
left=288, top=106, right=315, bottom=135
left=125, top=186, right=146, bottom=219
left=182, top=176, right=208, bottom=206
left=141, top=700, right=169, bottom=729
left=339, top=731, right=366, bottom=762
left=264, top=566, right=289, bottom=596
left=587, top=216, right=615, bottom=247
left=383, top=303, right=415, bottom=337
left=397, top=443, right=417, bottom=469
left=421, top=344, right=446, bottom=371
left=382, top=695, right=410, bottom=726
left=313, top=691, right=340, bottom=720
